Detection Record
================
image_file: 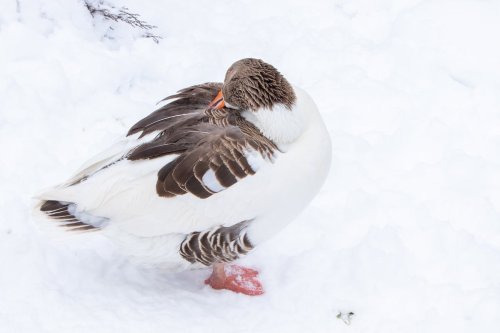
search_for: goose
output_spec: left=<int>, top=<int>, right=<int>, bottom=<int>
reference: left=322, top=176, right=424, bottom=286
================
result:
left=36, top=58, right=331, bottom=296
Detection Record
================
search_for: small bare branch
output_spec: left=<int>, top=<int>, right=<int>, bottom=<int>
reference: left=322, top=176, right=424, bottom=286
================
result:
left=84, top=1, right=162, bottom=43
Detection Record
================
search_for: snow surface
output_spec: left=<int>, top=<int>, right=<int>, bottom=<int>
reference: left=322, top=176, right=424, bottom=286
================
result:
left=1, top=0, right=500, bottom=332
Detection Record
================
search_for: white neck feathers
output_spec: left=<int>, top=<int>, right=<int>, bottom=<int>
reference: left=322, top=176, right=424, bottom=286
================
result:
left=242, top=102, right=306, bottom=145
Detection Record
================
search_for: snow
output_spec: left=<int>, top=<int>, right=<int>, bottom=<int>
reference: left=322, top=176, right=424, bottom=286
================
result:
left=1, top=0, right=500, bottom=332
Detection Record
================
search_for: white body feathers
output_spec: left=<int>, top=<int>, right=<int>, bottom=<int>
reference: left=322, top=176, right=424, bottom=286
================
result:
left=36, top=87, right=331, bottom=269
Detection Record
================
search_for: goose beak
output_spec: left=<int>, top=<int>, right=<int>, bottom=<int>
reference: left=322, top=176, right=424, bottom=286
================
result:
left=208, top=90, right=225, bottom=110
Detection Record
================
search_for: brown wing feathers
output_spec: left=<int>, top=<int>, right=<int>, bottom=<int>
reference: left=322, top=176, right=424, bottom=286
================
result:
left=127, top=82, right=277, bottom=199
left=127, top=82, right=222, bottom=138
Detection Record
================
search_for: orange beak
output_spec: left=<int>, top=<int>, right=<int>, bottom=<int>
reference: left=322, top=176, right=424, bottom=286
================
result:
left=208, top=90, right=225, bottom=110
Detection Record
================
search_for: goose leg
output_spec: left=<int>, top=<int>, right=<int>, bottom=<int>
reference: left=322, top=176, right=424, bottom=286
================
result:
left=206, top=263, right=227, bottom=290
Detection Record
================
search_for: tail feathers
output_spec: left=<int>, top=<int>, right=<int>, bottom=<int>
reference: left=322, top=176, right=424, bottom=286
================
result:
left=39, top=200, right=98, bottom=233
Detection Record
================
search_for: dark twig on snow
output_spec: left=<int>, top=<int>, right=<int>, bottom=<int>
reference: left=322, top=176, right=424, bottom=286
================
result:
left=84, top=1, right=162, bottom=43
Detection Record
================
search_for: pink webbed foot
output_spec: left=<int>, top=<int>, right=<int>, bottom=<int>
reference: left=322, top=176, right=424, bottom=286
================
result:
left=205, top=263, right=264, bottom=296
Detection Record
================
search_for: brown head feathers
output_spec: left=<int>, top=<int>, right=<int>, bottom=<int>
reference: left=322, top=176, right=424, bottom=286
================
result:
left=222, top=58, right=296, bottom=111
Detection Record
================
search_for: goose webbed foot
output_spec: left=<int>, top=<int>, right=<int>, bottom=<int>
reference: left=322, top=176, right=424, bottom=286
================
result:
left=205, top=263, right=264, bottom=296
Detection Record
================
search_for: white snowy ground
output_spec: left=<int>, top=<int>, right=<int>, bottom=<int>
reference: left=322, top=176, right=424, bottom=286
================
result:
left=1, top=0, right=500, bottom=332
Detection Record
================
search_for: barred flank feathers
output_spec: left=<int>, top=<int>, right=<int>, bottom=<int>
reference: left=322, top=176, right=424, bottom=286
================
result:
left=179, top=221, right=253, bottom=265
